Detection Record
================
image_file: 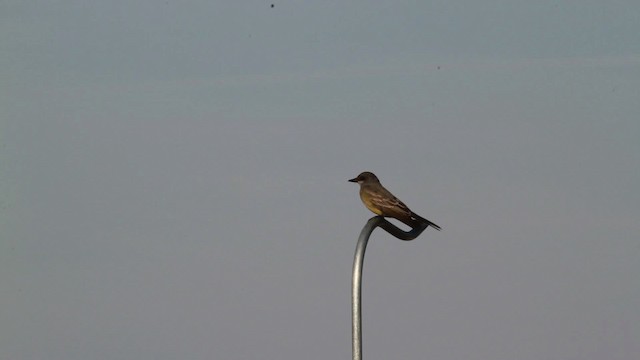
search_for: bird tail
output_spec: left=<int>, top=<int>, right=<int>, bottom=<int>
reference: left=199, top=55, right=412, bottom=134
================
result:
left=411, top=212, right=442, bottom=231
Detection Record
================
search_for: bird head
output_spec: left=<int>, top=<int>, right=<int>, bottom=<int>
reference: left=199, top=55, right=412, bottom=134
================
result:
left=348, top=171, right=379, bottom=184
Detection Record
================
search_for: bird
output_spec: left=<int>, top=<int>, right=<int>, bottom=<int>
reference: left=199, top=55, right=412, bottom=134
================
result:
left=349, top=171, right=441, bottom=230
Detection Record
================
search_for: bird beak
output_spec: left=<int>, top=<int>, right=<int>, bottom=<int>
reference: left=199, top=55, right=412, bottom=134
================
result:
left=348, top=177, right=358, bottom=183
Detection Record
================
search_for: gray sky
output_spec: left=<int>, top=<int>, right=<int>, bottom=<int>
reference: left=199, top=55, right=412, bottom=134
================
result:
left=2, top=1, right=639, bottom=359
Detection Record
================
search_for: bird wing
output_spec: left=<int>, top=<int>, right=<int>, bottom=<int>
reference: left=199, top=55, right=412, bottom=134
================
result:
left=367, top=187, right=413, bottom=218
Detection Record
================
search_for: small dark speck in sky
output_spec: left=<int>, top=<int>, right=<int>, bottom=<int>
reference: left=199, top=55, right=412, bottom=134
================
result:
left=271, top=4, right=274, bottom=8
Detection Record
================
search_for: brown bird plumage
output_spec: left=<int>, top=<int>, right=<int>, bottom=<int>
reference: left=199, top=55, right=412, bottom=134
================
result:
left=349, top=171, right=441, bottom=230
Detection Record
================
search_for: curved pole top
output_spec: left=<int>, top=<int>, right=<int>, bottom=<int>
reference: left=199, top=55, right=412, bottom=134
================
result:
left=366, top=215, right=429, bottom=241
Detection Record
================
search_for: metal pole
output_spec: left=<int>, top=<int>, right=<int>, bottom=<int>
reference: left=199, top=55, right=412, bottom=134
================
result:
left=352, top=216, right=429, bottom=360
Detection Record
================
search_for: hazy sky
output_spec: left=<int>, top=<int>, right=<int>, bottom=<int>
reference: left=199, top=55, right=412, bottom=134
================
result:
left=2, top=1, right=639, bottom=359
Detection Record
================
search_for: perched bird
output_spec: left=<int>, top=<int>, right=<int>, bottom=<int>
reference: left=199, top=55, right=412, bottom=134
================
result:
left=349, top=171, right=441, bottom=230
